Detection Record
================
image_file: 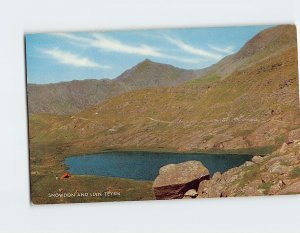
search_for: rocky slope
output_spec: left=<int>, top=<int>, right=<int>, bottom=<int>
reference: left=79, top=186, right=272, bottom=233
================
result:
left=115, top=59, right=203, bottom=88
left=151, top=129, right=300, bottom=200
left=28, top=25, right=297, bottom=116
left=198, top=25, right=298, bottom=80
left=29, top=25, right=299, bottom=153
left=27, top=79, right=127, bottom=115
left=27, top=60, right=201, bottom=115
left=196, top=129, right=300, bottom=198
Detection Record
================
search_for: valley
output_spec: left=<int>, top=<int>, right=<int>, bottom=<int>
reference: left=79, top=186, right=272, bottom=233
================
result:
left=27, top=25, right=300, bottom=203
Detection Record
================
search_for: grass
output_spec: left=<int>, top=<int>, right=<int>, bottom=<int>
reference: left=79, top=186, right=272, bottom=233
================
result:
left=238, top=165, right=260, bottom=188
left=195, top=146, right=276, bottom=155
left=188, top=74, right=221, bottom=85
left=289, top=167, right=300, bottom=178
left=29, top=141, right=156, bottom=204
left=258, top=181, right=273, bottom=194
left=31, top=174, right=154, bottom=204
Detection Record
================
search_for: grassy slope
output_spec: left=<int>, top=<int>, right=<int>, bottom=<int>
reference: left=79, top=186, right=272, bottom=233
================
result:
left=30, top=46, right=299, bottom=154
left=28, top=60, right=200, bottom=115
left=29, top=141, right=154, bottom=204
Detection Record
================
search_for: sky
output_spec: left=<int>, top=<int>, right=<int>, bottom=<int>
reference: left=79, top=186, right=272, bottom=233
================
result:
left=25, top=25, right=274, bottom=84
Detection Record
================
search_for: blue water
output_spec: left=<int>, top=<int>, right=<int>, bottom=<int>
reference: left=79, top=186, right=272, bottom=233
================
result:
left=65, top=151, right=253, bottom=181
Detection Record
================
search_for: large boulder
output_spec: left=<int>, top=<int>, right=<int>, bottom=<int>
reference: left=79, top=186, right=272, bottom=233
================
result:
left=152, top=161, right=210, bottom=200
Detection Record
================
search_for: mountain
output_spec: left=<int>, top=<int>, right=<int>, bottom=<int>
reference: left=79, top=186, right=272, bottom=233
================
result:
left=27, top=60, right=202, bottom=115
left=115, top=59, right=202, bottom=88
left=29, top=25, right=299, bottom=153
left=27, top=79, right=127, bottom=115
left=27, top=25, right=297, bottom=116
left=189, top=25, right=298, bottom=82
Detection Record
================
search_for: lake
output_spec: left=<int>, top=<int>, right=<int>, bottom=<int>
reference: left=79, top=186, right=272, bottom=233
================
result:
left=65, top=151, right=253, bottom=181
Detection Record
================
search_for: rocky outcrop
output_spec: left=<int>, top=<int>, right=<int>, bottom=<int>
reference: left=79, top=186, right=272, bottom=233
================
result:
left=198, top=136, right=300, bottom=198
left=152, top=161, right=210, bottom=200
left=152, top=129, right=300, bottom=200
left=278, top=180, right=300, bottom=195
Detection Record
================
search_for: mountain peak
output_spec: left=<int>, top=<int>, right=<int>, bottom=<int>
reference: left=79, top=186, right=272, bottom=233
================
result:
left=236, top=25, right=297, bottom=59
left=141, top=58, right=152, bottom=63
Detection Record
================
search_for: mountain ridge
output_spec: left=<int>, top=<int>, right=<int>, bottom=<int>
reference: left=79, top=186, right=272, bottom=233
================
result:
left=29, top=25, right=299, bottom=154
left=27, top=59, right=203, bottom=115
left=27, top=25, right=297, bottom=116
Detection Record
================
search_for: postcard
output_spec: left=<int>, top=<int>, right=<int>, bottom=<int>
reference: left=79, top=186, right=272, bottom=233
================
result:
left=25, top=24, right=300, bottom=204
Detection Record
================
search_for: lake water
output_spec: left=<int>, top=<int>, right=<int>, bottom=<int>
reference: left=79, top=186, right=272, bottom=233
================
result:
left=65, top=151, right=253, bottom=181
left=65, top=152, right=252, bottom=180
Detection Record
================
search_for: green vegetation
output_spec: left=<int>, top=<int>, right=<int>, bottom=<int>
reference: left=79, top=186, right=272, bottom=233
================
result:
left=259, top=182, right=273, bottom=194
left=188, top=74, right=221, bottom=85
left=289, top=167, right=300, bottom=178
left=238, top=165, right=260, bottom=188
left=31, top=174, right=154, bottom=204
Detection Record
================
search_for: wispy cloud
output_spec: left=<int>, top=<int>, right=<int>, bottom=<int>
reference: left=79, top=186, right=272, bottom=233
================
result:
left=51, top=33, right=202, bottom=64
left=165, top=36, right=223, bottom=61
left=208, top=45, right=234, bottom=55
left=91, top=34, right=162, bottom=57
left=41, top=48, right=111, bottom=69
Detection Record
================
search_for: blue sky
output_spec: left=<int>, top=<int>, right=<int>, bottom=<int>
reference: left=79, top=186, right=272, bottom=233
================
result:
left=25, top=25, right=273, bottom=84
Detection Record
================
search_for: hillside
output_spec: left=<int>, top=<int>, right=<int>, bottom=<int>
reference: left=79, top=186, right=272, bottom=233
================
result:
left=27, top=79, right=127, bottom=115
left=190, top=25, right=298, bottom=82
left=27, top=60, right=201, bottom=115
left=29, top=25, right=299, bottom=155
left=27, top=25, right=298, bottom=116
left=115, top=59, right=202, bottom=88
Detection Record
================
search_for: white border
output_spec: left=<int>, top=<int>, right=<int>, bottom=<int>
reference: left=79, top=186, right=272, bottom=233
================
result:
left=0, top=0, right=299, bottom=232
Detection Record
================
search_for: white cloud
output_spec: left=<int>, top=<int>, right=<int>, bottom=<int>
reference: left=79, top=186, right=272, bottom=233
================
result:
left=41, top=48, right=111, bottom=69
left=208, top=45, right=234, bottom=55
left=91, top=34, right=162, bottom=57
left=166, top=36, right=223, bottom=61
left=52, top=33, right=202, bottom=64
left=51, top=33, right=91, bottom=44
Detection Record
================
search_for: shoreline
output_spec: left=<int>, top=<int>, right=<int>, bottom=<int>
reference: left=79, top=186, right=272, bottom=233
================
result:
left=60, top=145, right=276, bottom=159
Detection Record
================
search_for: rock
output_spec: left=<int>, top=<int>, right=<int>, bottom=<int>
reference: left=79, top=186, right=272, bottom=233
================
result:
left=152, top=161, right=210, bottom=200
left=212, top=172, right=222, bottom=180
left=206, top=183, right=225, bottom=198
left=197, top=171, right=228, bottom=198
left=252, top=155, right=264, bottom=164
left=268, top=180, right=284, bottom=195
left=279, top=143, right=289, bottom=153
left=244, top=161, right=254, bottom=167
left=242, top=180, right=264, bottom=196
left=184, top=189, right=198, bottom=198
left=261, top=172, right=276, bottom=183
left=287, top=129, right=300, bottom=143
left=278, top=180, right=300, bottom=195
left=197, top=179, right=210, bottom=197
left=282, top=178, right=295, bottom=186
left=268, top=161, right=291, bottom=175
left=278, top=153, right=299, bottom=166
left=225, top=174, right=240, bottom=183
